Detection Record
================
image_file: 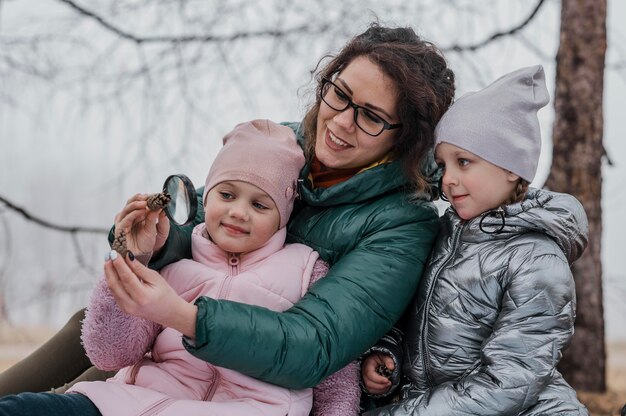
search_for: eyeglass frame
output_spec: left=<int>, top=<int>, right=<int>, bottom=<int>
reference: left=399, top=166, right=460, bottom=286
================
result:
left=320, top=77, right=402, bottom=137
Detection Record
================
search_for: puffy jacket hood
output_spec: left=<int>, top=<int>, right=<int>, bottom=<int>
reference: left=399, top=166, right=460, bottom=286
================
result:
left=445, top=187, right=588, bottom=263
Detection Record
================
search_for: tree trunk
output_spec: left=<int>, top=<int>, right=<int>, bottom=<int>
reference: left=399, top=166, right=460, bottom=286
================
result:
left=546, top=0, right=607, bottom=392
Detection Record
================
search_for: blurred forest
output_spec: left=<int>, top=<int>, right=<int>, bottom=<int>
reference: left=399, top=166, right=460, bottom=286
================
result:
left=1, top=0, right=625, bottom=412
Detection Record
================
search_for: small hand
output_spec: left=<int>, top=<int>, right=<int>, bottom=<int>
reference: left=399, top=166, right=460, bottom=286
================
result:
left=113, top=194, right=170, bottom=256
left=104, top=250, right=197, bottom=338
left=361, top=353, right=395, bottom=395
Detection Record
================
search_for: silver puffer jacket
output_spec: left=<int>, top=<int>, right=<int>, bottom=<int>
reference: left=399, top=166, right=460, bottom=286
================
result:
left=366, top=188, right=589, bottom=416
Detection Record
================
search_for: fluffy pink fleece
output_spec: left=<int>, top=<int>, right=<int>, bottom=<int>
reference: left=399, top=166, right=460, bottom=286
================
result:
left=81, top=258, right=361, bottom=415
left=309, top=260, right=362, bottom=416
left=81, top=277, right=161, bottom=371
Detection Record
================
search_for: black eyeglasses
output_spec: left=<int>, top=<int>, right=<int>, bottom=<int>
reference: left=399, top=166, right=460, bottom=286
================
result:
left=320, top=78, right=402, bottom=137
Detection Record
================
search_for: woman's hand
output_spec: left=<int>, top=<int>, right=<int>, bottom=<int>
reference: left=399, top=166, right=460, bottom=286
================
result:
left=104, top=250, right=197, bottom=338
left=361, top=353, right=395, bottom=395
left=113, top=194, right=170, bottom=256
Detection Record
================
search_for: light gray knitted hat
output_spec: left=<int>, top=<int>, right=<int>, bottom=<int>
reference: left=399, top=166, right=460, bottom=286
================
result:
left=434, top=65, right=550, bottom=182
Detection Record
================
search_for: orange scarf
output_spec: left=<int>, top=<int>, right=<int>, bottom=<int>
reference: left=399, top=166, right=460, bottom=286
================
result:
left=309, top=157, right=362, bottom=189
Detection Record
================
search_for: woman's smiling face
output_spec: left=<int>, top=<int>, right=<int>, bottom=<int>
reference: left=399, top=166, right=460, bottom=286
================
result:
left=315, top=56, right=400, bottom=169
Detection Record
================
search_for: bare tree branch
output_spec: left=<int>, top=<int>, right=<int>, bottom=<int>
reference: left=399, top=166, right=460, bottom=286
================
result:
left=70, top=232, right=92, bottom=270
left=0, top=194, right=108, bottom=234
left=443, top=0, right=547, bottom=52
left=56, top=0, right=330, bottom=44
left=0, top=213, right=12, bottom=286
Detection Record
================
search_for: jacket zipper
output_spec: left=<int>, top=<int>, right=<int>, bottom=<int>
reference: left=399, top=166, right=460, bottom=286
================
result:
left=420, top=222, right=467, bottom=388
left=203, top=364, right=222, bottom=401
left=216, top=252, right=241, bottom=299
left=204, top=253, right=239, bottom=400
left=138, top=397, right=173, bottom=416
left=228, top=252, right=240, bottom=276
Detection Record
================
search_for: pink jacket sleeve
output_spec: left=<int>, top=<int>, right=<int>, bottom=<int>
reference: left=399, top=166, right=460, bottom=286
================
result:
left=310, top=259, right=362, bottom=416
left=81, top=277, right=162, bottom=371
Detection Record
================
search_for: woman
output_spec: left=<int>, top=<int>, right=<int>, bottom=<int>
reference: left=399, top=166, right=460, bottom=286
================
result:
left=0, top=23, right=455, bottom=395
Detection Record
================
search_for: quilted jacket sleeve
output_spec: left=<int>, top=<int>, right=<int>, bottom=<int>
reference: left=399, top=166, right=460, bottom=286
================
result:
left=367, top=245, right=578, bottom=415
left=81, top=277, right=162, bottom=371
left=184, top=202, right=439, bottom=389
left=361, top=325, right=404, bottom=398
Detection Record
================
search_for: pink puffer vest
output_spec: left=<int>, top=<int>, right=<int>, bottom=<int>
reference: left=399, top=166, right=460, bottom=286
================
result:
left=70, top=224, right=318, bottom=416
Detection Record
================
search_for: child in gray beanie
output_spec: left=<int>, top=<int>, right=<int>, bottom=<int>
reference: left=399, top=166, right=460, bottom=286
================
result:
left=361, top=66, right=590, bottom=415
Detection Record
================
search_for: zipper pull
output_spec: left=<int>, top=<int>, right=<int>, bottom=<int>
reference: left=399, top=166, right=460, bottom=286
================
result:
left=228, top=252, right=240, bottom=267
left=479, top=207, right=506, bottom=234
left=296, top=178, right=305, bottom=199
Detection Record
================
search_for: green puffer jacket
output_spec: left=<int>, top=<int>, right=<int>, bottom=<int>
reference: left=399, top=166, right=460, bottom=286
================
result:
left=151, top=121, right=440, bottom=389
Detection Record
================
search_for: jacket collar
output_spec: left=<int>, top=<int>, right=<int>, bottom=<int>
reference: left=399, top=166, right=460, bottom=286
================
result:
left=300, top=160, right=408, bottom=206
left=191, top=225, right=288, bottom=270
left=286, top=121, right=413, bottom=207
left=444, top=188, right=588, bottom=263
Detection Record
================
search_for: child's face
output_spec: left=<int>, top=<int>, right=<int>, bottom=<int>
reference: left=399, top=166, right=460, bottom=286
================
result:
left=204, top=181, right=280, bottom=254
left=435, top=142, right=520, bottom=220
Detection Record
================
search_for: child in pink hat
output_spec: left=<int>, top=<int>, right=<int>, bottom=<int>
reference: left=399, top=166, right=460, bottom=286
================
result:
left=0, top=120, right=359, bottom=416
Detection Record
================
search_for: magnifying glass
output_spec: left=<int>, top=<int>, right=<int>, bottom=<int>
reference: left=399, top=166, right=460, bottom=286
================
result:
left=111, top=174, right=198, bottom=257
left=158, top=174, right=198, bottom=226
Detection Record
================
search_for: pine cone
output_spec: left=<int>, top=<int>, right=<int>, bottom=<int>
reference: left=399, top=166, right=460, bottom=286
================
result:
left=111, top=231, right=128, bottom=258
left=146, top=191, right=172, bottom=211
left=376, top=364, right=393, bottom=378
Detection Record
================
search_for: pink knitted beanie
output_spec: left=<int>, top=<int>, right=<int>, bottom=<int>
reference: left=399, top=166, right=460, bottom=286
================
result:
left=204, top=119, right=304, bottom=229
